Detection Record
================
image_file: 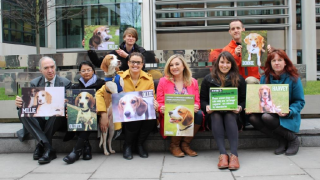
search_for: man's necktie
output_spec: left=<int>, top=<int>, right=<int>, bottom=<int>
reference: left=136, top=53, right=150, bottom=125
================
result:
left=45, top=81, right=51, bottom=120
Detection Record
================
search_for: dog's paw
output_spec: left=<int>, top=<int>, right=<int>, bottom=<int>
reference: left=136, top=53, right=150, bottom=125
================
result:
left=104, top=151, right=110, bottom=156
left=110, top=150, right=116, bottom=154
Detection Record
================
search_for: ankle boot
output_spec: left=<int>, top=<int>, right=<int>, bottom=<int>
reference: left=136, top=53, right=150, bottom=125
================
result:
left=63, top=148, right=83, bottom=164
left=170, top=136, right=184, bottom=157
left=137, top=145, right=148, bottom=158
left=274, top=126, right=300, bottom=156
left=83, top=140, right=92, bottom=160
left=181, top=124, right=201, bottom=157
left=274, top=136, right=287, bottom=155
left=123, top=143, right=133, bottom=160
left=258, top=127, right=287, bottom=155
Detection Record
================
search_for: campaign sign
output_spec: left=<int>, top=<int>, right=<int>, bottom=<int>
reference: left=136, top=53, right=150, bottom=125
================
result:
left=20, top=87, right=65, bottom=117
left=164, top=94, right=195, bottom=136
left=112, top=90, right=156, bottom=122
left=241, top=30, right=267, bottom=67
left=246, top=84, right=289, bottom=113
left=84, top=25, right=120, bottom=50
left=210, top=88, right=238, bottom=110
left=66, top=89, right=97, bottom=131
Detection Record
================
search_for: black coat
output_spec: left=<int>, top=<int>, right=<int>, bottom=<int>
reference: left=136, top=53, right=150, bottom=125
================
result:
left=63, top=76, right=105, bottom=141
left=87, top=42, right=148, bottom=71
left=200, top=74, right=247, bottom=114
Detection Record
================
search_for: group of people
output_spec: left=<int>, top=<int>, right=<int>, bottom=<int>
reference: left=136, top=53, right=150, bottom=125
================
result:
left=15, top=20, right=305, bottom=171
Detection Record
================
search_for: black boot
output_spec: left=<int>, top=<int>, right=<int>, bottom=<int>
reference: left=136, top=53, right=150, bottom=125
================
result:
left=123, top=143, right=133, bottom=160
left=137, top=145, right=148, bottom=158
left=33, top=143, right=44, bottom=160
left=63, top=138, right=85, bottom=164
left=136, top=120, right=156, bottom=158
left=63, top=148, right=83, bottom=164
left=38, top=143, right=57, bottom=164
left=258, top=127, right=287, bottom=155
left=83, top=140, right=92, bottom=160
left=274, top=126, right=300, bottom=156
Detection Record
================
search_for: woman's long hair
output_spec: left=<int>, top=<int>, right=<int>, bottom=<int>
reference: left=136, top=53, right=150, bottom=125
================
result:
left=164, top=54, right=192, bottom=86
left=211, top=51, right=239, bottom=87
left=264, top=49, right=299, bottom=83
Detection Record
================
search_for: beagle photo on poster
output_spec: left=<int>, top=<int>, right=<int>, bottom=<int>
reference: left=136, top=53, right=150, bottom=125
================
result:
left=246, top=84, right=289, bottom=114
left=168, top=106, right=194, bottom=136
left=66, top=89, right=97, bottom=131
left=21, top=87, right=65, bottom=117
left=241, top=30, right=267, bottom=67
left=112, top=90, right=156, bottom=123
left=84, top=25, right=120, bottom=50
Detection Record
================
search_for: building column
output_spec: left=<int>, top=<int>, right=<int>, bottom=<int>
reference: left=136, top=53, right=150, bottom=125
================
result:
left=302, top=0, right=317, bottom=81
left=141, top=0, right=153, bottom=50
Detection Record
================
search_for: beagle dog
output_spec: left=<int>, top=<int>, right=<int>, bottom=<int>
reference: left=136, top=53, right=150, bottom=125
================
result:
left=99, top=54, right=124, bottom=156
left=24, top=88, right=39, bottom=108
left=74, top=92, right=95, bottom=131
left=33, top=90, right=53, bottom=116
left=118, top=94, right=149, bottom=122
left=89, top=26, right=113, bottom=50
left=259, top=85, right=281, bottom=113
left=244, top=33, right=265, bottom=67
left=169, top=106, right=194, bottom=136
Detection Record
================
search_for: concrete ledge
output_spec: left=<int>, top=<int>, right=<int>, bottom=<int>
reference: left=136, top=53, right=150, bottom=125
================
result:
left=0, top=118, right=319, bottom=153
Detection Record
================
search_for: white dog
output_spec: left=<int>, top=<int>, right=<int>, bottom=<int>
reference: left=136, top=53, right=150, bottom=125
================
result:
left=118, top=94, right=149, bottom=122
left=169, top=106, right=194, bottom=136
left=74, top=92, right=96, bottom=131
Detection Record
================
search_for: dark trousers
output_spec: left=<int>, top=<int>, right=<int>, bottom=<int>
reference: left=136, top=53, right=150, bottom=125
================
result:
left=123, top=119, right=157, bottom=146
left=17, top=109, right=65, bottom=145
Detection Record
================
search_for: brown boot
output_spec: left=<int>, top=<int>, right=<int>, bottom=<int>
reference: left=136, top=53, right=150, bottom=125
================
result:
left=181, top=124, right=201, bottom=157
left=218, top=154, right=229, bottom=169
left=170, top=136, right=184, bottom=157
left=228, top=154, right=240, bottom=170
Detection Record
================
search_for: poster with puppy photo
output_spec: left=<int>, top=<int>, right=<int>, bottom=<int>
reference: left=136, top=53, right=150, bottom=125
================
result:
left=84, top=25, right=120, bottom=50
left=112, top=90, right=156, bottom=122
left=241, top=30, right=267, bottom=67
left=20, top=87, right=65, bottom=117
left=164, top=95, right=195, bottom=136
left=209, top=88, right=238, bottom=110
left=66, top=89, right=97, bottom=131
left=246, top=84, right=289, bottom=113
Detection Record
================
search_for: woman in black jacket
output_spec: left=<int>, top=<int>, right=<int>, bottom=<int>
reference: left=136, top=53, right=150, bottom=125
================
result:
left=86, top=27, right=151, bottom=71
left=200, top=51, right=246, bottom=170
left=63, top=61, right=105, bottom=164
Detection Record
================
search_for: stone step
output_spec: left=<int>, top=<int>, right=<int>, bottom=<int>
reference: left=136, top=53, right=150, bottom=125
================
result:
left=0, top=118, right=319, bottom=153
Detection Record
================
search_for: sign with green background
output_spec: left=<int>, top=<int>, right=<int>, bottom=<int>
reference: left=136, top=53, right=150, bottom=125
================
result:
left=210, top=88, right=238, bottom=110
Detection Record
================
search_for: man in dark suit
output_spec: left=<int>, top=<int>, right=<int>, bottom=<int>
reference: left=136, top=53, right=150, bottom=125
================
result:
left=15, top=56, right=71, bottom=164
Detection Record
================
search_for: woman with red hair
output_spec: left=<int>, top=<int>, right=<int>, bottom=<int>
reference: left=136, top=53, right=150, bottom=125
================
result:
left=248, top=48, right=305, bottom=156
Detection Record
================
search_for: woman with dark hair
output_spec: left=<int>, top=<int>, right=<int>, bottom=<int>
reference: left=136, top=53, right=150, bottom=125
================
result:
left=84, top=27, right=151, bottom=71
left=63, top=61, right=105, bottom=164
left=247, top=48, right=305, bottom=156
left=96, top=52, right=158, bottom=160
left=200, top=51, right=246, bottom=170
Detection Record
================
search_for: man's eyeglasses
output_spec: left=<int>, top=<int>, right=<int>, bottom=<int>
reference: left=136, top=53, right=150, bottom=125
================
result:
left=129, top=60, right=143, bottom=65
left=80, top=69, right=93, bottom=73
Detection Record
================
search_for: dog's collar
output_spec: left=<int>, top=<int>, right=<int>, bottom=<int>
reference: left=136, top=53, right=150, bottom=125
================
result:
left=105, top=73, right=117, bottom=78
left=81, top=108, right=90, bottom=113
left=179, top=124, right=193, bottom=131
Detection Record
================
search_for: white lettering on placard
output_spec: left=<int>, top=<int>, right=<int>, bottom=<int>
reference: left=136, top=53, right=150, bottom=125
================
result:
left=272, top=86, right=288, bottom=91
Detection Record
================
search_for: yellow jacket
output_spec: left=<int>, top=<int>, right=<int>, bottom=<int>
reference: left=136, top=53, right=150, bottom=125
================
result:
left=96, top=70, right=154, bottom=130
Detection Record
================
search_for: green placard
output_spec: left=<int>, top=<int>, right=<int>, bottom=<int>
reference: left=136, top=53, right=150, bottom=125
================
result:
left=246, top=84, right=289, bottom=113
left=164, top=94, right=195, bottom=136
left=209, top=88, right=238, bottom=110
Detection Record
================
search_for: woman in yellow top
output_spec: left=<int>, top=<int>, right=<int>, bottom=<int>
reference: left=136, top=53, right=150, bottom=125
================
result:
left=97, top=52, right=158, bottom=160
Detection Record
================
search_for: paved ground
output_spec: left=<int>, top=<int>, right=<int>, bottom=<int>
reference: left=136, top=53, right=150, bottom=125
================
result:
left=1, top=147, right=320, bottom=180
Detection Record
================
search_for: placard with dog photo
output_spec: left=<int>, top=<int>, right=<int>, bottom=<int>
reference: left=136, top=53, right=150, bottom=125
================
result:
left=164, top=94, right=195, bottom=136
left=20, top=87, right=65, bottom=117
left=84, top=25, right=120, bottom=50
left=66, top=89, right=97, bottom=131
left=210, top=88, right=238, bottom=110
left=111, top=90, right=156, bottom=122
left=241, top=30, right=267, bottom=67
left=246, top=84, right=289, bottom=113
